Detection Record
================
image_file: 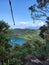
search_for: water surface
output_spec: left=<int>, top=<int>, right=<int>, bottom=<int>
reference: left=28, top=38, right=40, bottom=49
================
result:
left=10, top=37, right=26, bottom=46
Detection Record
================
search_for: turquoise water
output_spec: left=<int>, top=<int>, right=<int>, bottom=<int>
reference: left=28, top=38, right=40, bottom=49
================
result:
left=10, top=37, right=26, bottom=45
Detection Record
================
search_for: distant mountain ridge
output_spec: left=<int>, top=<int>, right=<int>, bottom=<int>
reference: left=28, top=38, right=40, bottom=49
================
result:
left=13, top=28, right=38, bottom=35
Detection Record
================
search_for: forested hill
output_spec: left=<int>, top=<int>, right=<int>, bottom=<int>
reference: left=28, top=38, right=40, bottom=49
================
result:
left=7, top=29, right=40, bottom=40
left=13, top=29, right=39, bottom=35
left=7, top=29, right=39, bottom=36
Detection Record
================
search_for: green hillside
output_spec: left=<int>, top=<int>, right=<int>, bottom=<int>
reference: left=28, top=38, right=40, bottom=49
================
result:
left=7, top=29, right=45, bottom=44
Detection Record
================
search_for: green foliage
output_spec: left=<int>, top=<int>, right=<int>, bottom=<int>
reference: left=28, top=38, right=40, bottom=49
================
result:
left=0, top=20, right=9, bottom=33
left=1, top=21, right=49, bottom=65
left=0, top=21, right=12, bottom=65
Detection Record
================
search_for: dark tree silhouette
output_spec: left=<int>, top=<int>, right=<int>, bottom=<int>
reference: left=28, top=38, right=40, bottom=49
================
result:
left=29, top=0, right=49, bottom=21
left=0, top=21, right=12, bottom=65
left=29, top=0, right=49, bottom=39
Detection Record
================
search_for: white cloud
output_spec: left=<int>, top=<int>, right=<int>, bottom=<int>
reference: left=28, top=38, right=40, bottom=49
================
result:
left=38, top=21, right=46, bottom=26
left=20, top=22, right=27, bottom=25
left=10, top=21, right=46, bottom=29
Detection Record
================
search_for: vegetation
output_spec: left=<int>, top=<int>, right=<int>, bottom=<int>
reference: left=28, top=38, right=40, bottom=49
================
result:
left=7, top=29, right=38, bottom=39
left=0, top=21, right=12, bottom=65
left=0, top=0, right=49, bottom=65
left=0, top=20, right=49, bottom=65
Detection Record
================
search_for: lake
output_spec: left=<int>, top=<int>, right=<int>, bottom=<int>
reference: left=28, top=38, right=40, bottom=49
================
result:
left=10, top=37, right=26, bottom=46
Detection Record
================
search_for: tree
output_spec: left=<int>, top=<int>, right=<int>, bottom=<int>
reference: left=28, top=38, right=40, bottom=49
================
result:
left=0, top=21, right=12, bottom=65
left=29, top=0, right=49, bottom=21
left=37, top=0, right=49, bottom=7
left=29, top=0, right=49, bottom=59
left=0, top=20, right=9, bottom=33
left=29, top=0, right=49, bottom=42
left=39, top=25, right=47, bottom=39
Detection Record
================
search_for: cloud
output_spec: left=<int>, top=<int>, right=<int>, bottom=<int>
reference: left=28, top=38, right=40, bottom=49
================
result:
left=38, top=21, right=46, bottom=26
left=10, top=21, right=46, bottom=29
left=20, top=21, right=46, bottom=26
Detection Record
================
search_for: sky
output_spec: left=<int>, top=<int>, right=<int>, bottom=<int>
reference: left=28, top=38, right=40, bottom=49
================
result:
left=0, top=0, right=46, bottom=29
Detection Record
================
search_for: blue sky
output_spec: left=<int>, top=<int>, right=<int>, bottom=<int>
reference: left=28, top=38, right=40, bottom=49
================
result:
left=0, top=0, right=46, bottom=29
